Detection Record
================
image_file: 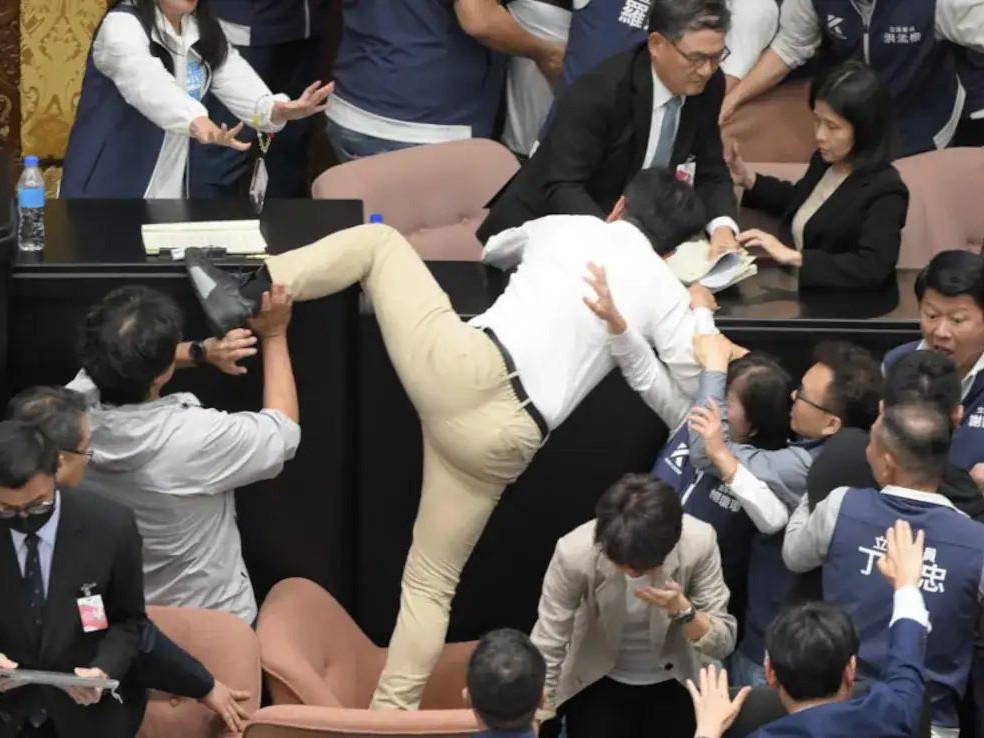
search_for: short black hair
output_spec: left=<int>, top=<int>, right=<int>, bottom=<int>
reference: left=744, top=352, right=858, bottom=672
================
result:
left=623, top=168, right=707, bottom=256
left=884, top=350, right=961, bottom=418
left=595, top=474, right=683, bottom=571
left=877, top=403, right=951, bottom=486
left=766, top=601, right=859, bottom=701
left=813, top=341, right=882, bottom=429
left=79, top=287, right=183, bottom=406
left=809, top=60, right=895, bottom=173
left=727, top=353, right=793, bottom=450
left=467, top=629, right=545, bottom=731
left=648, top=0, right=731, bottom=38
left=7, top=387, right=87, bottom=452
left=915, top=250, right=984, bottom=313
left=0, top=420, right=59, bottom=488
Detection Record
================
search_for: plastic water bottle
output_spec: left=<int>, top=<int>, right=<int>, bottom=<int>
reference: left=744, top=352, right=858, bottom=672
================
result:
left=17, top=155, right=45, bottom=252
left=369, top=213, right=384, bottom=224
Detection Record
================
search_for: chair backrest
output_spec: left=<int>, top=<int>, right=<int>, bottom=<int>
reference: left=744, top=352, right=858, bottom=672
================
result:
left=722, top=80, right=817, bottom=164
left=257, top=578, right=384, bottom=708
left=739, top=148, right=984, bottom=271
left=310, top=139, right=520, bottom=261
left=138, top=606, right=262, bottom=738
left=724, top=686, right=787, bottom=738
left=242, top=705, right=479, bottom=738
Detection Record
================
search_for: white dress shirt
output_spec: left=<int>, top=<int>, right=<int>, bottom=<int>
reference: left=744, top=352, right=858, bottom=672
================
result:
left=92, top=5, right=287, bottom=198
left=644, top=69, right=740, bottom=238
left=473, top=215, right=710, bottom=430
left=771, top=0, right=984, bottom=71
left=9, top=491, right=61, bottom=599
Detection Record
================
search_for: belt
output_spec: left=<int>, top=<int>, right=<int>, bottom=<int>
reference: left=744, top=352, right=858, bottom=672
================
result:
left=482, top=327, right=550, bottom=443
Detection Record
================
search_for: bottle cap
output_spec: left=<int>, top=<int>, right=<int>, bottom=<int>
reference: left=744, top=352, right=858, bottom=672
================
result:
left=369, top=213, right=384, bottom=224
left=24, top=155, right=39, bottom=167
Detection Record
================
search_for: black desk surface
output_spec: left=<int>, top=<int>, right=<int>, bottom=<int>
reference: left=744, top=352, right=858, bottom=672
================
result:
left=13, top=198, right=363, bottom=273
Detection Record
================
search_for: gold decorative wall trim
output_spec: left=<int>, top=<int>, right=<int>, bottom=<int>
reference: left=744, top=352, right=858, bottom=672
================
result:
left=0, top=0, right=19, bottom=160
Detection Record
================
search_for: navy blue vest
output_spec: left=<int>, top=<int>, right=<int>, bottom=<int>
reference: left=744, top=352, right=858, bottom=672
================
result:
left=823, top=487, right=984, bottom=727
left=884, top=341, right=984, bottom=472
left=654, top=425, right=756, bottom=608
left=331, top=0, right=505, bottom=138
left=62, top=8, right=212, bottom=198
left=210, top=0, right=325, bottom=45
left=558, top=0, right=650, bottom=94
left=809, top=0, right=960, bottom=156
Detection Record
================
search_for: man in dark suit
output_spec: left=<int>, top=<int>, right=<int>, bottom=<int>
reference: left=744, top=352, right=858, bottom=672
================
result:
left=686, top=519, right=929, bottom=738
left=0, top=420, right=145, bottom=738
left=477, top=0, right=739, bottom=258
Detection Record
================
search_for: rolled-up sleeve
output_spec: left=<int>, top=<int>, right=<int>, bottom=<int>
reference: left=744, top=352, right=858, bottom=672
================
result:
left=770, top=0, right=823, bottom=69
left=209, top=45, right=289, bottom=133
left=687, top=529, right=738, bottom=659
left=93, top=13, right=208, bottom=135
left=165, top=407, right=301, bottom=494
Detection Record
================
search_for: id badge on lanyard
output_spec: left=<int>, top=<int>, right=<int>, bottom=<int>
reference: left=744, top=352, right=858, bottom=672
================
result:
left=250, top=112, right=272, bottom=211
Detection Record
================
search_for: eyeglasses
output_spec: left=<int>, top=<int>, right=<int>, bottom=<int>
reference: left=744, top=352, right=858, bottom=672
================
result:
left=0, top=498, right=55, bottom=520
left=669, top=40, right=731, bottom=69
left=63, top=447, right=94, bottom=462
left=793, top=384, right=838, bottom=416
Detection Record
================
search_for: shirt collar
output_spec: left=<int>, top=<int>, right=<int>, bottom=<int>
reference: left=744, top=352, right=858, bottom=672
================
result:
left=9, top=490, right=62, bottom=548
left=153, top=4, right=200, bottom=49
left=650, top=65, right=680, bottom=112
left=880, top=484, right=964, bottom=514
left=915, top=340, right=984, bottom=401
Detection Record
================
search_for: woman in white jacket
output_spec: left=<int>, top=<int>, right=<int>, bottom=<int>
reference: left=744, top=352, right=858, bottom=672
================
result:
left=62, top=0, right=332, bottom=198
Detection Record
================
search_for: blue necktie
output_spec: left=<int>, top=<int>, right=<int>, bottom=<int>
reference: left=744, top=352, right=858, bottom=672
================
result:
left=23, top=533, right=44, bottom=631
left=23, top=533, right=48, bottom=728
left=650, top=96, right=683, bottom=170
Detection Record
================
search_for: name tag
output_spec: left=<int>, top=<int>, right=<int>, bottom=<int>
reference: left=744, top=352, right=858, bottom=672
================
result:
left=78, top=595, right=109, bottom=633
left=250, top=158, right=269, bottom=212
left=676, top=160, right=696, bottom=186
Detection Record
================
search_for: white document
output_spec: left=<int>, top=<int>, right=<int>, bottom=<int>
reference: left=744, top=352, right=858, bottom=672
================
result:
left=142, top=220, right=269, bottom=255
left=665, top=239, right=758, bottom=292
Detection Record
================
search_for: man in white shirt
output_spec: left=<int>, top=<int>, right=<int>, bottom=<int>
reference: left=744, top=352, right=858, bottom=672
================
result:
left=185, top=166, right=712, bottom=712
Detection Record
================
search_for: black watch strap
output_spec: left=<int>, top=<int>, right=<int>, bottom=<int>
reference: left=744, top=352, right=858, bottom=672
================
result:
left=189, top=340, right=208, bottom=366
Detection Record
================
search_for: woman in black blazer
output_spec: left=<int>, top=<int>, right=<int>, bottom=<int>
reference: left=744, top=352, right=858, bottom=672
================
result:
left=728, top=61, right=909, bottom=289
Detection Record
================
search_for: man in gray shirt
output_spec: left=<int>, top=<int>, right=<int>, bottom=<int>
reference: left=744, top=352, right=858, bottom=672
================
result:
left=67, top=284, right=300, bottom=624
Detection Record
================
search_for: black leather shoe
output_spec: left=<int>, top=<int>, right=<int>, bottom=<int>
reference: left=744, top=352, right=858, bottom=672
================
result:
left=185, top=248, right=259, bottom=337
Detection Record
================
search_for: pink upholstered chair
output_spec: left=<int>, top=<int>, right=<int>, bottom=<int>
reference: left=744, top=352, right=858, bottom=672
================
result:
left=255, top=578, right=479, bottom=735
left=722, top=80, right=816, bottom=164
left=138, top=606, right=262, bottom=738
left=310, top=139, right=520, bottom=261
left=737, top=147, right=984, bottom=270
left=241, top=705, right=476, bottom=738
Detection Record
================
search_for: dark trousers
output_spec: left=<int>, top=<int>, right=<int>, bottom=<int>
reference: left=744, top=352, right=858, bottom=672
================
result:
left=190, top=34, right=324, bottom=199
left=562, top=677, right=696, bottom=738
left=952, top=117, right=984, bottom=148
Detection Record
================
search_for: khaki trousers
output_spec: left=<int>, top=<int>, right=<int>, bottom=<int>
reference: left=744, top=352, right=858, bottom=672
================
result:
left=266, top=224, right=543, bottom=709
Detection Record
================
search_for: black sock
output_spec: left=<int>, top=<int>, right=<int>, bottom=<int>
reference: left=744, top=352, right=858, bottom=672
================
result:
left=240, top=265, right=273, bottom=303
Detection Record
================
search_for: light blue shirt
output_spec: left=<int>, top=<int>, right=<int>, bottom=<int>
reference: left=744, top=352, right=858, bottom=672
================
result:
left=9, top=491, right=61, bottom=598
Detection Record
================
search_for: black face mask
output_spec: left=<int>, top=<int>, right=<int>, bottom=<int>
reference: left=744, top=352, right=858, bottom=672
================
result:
left=1, top=507, right=55, bottom=535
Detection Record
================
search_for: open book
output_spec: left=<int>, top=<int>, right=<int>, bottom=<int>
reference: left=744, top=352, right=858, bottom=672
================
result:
left=142, top=220, right=269, bottom=257
left=665, top=238, right=757, bottom=292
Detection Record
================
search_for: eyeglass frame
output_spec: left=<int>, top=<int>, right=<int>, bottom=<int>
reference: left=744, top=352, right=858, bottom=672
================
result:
left=793, top=383, right=839, bottom=417
left=62, top=447, right=94, bottom=462
left=0, top=497, right=56, bottom=519
left=667, top=38, right=731, bottom=69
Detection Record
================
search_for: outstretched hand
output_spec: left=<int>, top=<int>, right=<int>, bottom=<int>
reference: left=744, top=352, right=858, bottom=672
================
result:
left=687, top=664, right=751, bottom=738
left=272, top=80, right=334, bottom=123
left=877, top=519, right=925, bottom=591
left=190, top=117, right=251, bottom=151
left=582, top=262, right=627, bottom=335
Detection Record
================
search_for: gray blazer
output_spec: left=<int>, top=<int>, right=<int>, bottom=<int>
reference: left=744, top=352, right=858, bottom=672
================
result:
left=530, top=515, right=736, bottom=718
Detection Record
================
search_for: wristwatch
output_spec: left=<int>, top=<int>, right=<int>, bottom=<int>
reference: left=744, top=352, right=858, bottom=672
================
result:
left=189, top=340, right=208, bottom=366
left=672, top=605, right=696, bottom=625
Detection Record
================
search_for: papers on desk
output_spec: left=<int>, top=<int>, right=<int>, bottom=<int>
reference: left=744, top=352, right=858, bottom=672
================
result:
left=665, top=239, right=758, bottom=292
left=0, top=668, right=120, bottom=694
left=142, top=220, right=268, bottom=258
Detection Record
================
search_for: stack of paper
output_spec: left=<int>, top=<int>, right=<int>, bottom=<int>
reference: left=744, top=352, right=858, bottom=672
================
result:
left=142, top=220, right=268, bottom=256
left=665, top=239, right=757, bottom=292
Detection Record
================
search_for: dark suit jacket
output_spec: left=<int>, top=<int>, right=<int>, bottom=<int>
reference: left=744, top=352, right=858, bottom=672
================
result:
left=476, top=44, right=737, bottom=243
left=750, top=618, right=927, bottom=737
left=743, top=153, right=909, bottom=289
left=0, top=492, right=146, bottom=738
